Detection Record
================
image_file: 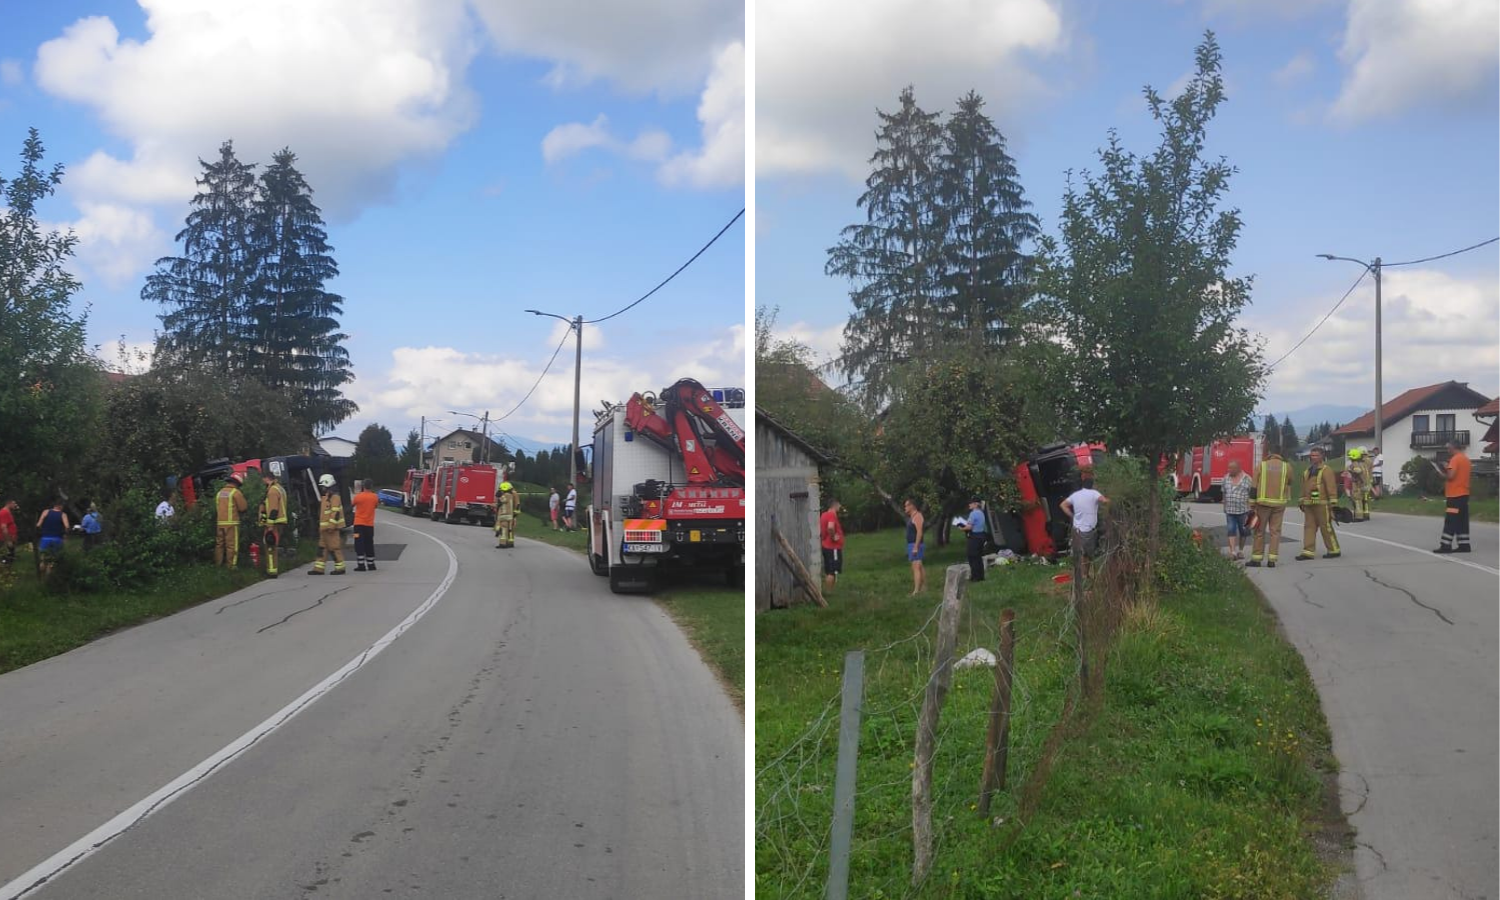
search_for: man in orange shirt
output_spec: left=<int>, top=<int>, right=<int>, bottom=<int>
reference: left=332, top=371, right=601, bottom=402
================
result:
left=1434, top=440, right=1472, bottom=554
left=352, top=479, right=380, bottom=571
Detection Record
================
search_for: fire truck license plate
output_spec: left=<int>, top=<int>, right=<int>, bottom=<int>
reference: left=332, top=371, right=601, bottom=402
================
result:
left=624, top=543, right=666, bottom=553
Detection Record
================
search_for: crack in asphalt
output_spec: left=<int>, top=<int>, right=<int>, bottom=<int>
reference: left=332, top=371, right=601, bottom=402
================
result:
left=1363, top=569, right=1454, bottom=625
left=1344, top=769, right=1371, bottom=816
left=216, top=583, right=308, bottom=614
left=1290, top=572, right=1325, bottom=608
left=256, top=587, right=353, bottom=633
left=1357, top=841, right=1390, bottom=873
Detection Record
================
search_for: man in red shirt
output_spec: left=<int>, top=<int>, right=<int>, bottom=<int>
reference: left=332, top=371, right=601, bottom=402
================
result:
left=0, top=499, right=17, bottom=566
left=820, top=498, right=845, bottom=593
left=1435, top=441, right=1472, bottom=554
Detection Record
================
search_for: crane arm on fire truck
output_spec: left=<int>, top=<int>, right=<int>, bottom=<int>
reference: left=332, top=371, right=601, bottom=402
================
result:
left=622, top=380, right=746, bottom=487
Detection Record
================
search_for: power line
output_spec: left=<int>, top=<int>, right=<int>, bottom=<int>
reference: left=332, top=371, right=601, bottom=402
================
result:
left=1383, top=236, right=1499, bottom=268
left=492, top=327, right=572, bottom=424
left=584, top=208, right=744, bottom=325
left=1266, top=267, right=1369, bottom=372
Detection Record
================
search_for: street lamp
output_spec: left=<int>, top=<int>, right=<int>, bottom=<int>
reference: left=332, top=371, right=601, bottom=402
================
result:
left=525, top=309, right=584, bottom=491
left=447, top=410, right=493, bottom=464
left=415, top=416, right=445, bottom=469
left=1316, top=253, right=1383, bottom=453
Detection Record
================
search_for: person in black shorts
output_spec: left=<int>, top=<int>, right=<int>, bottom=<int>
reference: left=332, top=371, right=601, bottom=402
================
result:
left=820, top=498, right=844, bottom=592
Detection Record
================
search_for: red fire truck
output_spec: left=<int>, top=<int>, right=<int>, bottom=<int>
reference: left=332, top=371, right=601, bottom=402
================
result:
left=400, top=468, right=434, bottom=516
left=1009, top=441, right=1107, bottom=558
left=587, top=379, right=745, bottom=593
left=430, top=462, right=498, bottom=525
left=1173, top=434, right=1264, bottom=502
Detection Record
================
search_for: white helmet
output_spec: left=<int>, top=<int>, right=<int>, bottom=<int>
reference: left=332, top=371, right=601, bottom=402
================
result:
left=318, top=474, right=336, bottom=489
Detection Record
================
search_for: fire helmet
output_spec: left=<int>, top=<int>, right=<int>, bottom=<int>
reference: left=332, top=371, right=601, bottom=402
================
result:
left=1347, top=449, right=1363, bottom=460
left=227, top=473, right=243, bottom=486
left=318, top=474, right=336, bottom=489
left=499, top=481, right=513, bottom=492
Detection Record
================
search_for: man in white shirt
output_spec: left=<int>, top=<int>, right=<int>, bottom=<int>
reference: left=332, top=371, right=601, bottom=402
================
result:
left=1060, top=474, right=1109, bottom=577
left=155, top=493, right=175, bottom=521
left=563, top=483, right=578, bottom=531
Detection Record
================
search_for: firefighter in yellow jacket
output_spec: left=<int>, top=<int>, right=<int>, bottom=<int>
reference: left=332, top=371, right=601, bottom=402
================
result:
left=1296, top=448, right=1341, bottom=560
left=215, top=474, right=248, bottom=569
left=1246, top=451, right=1296, bottom=568
left=259, top=469, right=289, bottom=578
left=494, top=481, right=519, bottom=549
left=1346, top=448, right=1372, bottom=521
left=312, top=474, right=347, bottom=575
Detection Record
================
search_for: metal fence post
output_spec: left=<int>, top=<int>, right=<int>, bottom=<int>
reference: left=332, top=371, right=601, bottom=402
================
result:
left=826, top=650, right=865, bottom=900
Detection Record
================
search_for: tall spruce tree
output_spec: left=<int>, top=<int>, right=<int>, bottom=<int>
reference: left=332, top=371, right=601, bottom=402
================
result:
left=144, top=141, right=259, bottom=375
left=1281, top=416, right=1299, bottom=452
left=1263, top=413, right=1281, bottom=456
left=826, top=87, right=947, bottom=405
left=937, top=91, right=1038, bottom=347
left=250, top=148, right=354, bottom=431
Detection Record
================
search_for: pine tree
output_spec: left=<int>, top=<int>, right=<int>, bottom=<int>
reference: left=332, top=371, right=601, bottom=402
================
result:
left=144, top=141, right=259, bottom=375
left=251, top=148, right=355, bottom=431
left=827, top=86, right=947, bottom=404
left=400, top=429, right=422, bottom=468
left=1280, top=416, right=1299, bottom=452
left=937, top=91, right=1038, bottom=347
left=1263, top=414, right=1280, bottom=455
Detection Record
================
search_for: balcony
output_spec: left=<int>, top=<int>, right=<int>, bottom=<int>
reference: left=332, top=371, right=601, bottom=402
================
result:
left=1411, top=430, right=1468, bottom=450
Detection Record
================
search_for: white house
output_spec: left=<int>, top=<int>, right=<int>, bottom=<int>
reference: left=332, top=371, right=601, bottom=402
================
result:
left=426, top=428, right=508, bottom=467
left=317, top=436, right=359, bottom=458
left=1331, top=380, right=1491, bottom=484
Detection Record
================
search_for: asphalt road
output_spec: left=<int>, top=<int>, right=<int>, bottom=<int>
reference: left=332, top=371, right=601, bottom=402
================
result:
left=0, top=510, right=743, bottom=899
left=1184, top=502, right=1498, bottom=900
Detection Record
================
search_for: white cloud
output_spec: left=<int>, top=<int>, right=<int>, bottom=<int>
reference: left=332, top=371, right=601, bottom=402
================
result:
left=1272, top=51, right=1315, bottom=88
left=658, top=41, right=745, bottom=189
left=1257, top=268, right=1500, bottom=410
left=541, top=114, right=673, bottom=166
left=33, top=1, right=482, bottom=220
left=344, top=324, right=745, bottom=444
left=1184, top=0, right=1341, bottom=19
left=773, top=319, right=844, bottom=365
left=467, top=0, right=742, bottom=96
left=0, top=59, right=22, bottom=87
left=757, top=0, right=1066, bottom=179
left=1330, top=0, right=1498, bottom=123
left=66, top=201, right=171, bottom=290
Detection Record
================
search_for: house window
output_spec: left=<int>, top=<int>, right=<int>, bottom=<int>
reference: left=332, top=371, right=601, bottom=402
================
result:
left=464, top=441, right=472, bottom=449
left=448, top=441, right=457, bottom=449
left=1411, top=415, right=1429, bottom=433
left=1437, top=414, right=1455, bottom=433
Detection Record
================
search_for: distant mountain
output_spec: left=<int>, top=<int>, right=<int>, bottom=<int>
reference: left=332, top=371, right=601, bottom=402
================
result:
left=1256, top=404, right=1368, bottom=435
left=495, top=433, right=570, bottom=456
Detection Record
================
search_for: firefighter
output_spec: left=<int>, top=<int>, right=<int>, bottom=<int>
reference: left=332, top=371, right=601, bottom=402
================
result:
left=1295, top=448, right=1341, bottom=560
left=259, top=469, right=288, bottom=578
left=311, top=474, right=347, bottom=575
left=1246, top=450, right=1296, bottom=568
left=215, top=474, right=248, bottom=569
left=494, top=481, right=519, bottom=549
left=1346, top=448, right=1372, bottom=521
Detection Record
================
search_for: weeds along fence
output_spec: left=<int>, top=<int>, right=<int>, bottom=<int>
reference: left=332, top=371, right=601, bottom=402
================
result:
left=755, top=459, right=1210, bottom=898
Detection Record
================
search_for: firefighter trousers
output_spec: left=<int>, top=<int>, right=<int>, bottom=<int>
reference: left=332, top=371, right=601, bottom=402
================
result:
left=1299, top=505, right=1339, bottom=556
left=315, top=528, right=345, bottom=573
left=1350, top=485, right=1370, bottom=519
left=263, top=524, right=283, bottom=577
left=1440, top=495, right=1470, bottom=551
left=215, top=525, right=239, bottom=568
left=354, top=525, right=375, bottom=566
left=1249, top=504, right=1286, bottom=562
left=494, top=515, right=516, bottom=547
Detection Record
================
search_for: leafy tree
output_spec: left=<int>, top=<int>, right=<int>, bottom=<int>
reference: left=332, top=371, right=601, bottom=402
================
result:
left=827, top=87, right=947, bottom=405
left=250, top=148, right=355, bottom=431
left=354, top=423, right=396, bottom=461
left=937, top=91, right=1038, bottom=347
left=144, top=141, right=259, bottom=375
left=1034, top=33, right=1263, bottom=577
left=0, top=128, right=103, bottom=516
left=1263, top=414, right=1281, bottom=456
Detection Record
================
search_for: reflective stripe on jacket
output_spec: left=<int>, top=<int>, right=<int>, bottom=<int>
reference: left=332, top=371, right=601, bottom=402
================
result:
left=262, top=484, right=288, bottom=524
left=320, top=493, right=345, bottom=530
left=1255, top=458, right=1293, bottom=507
left=216, top=487, right=246, bottom=526
left=1302, top=464, right=1338, bottom=506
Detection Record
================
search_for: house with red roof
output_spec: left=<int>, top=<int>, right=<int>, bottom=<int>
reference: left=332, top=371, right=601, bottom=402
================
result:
left=1330, top=380, right=1492, bottom=483
left=1475, top=396, right=1498, bottom=459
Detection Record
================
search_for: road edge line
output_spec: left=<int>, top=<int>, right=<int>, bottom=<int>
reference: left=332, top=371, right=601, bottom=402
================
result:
left=1282, top=516, right=1499, bottom=575
left=0, top=522, right=459, bottom=900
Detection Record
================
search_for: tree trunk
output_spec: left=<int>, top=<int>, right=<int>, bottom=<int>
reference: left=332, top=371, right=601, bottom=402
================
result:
left=1144, top=457, right=1162, bottom=591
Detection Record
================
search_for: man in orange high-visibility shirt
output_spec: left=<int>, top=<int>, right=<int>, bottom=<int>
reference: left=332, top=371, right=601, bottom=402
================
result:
left=351, top=479, right=380, bottom=571
left=1434, top=440, right=1472, bottom=554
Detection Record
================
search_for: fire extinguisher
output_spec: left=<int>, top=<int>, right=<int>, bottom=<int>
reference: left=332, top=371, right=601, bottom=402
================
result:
left=249, top=543, right=261, bottom=569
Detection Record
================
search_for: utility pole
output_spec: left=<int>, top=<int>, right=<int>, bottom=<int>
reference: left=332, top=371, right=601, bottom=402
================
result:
left=1372, top=257, right=1383, bottom=453
left=482, top=410, right=491, bottom=465
left=571, top=315, right=583, bottom=490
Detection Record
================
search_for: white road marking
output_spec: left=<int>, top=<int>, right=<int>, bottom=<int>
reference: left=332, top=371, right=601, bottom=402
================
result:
left=1279, top=516, right=1498, bottom=576
left=0, top=521, right=459, bottom=900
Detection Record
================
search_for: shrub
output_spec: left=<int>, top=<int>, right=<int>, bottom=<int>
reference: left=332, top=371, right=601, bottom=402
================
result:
left=44, top=486, right=214, bottom=594
left=1398, top=455, right=1444, bottom=496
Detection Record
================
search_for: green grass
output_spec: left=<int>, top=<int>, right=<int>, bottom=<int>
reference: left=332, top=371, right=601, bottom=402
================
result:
left=0, top=537, right=318, bottom=675
left=756, top=529, right=1339, bottom=899
left=1370, top=493, right=1499, bottom=522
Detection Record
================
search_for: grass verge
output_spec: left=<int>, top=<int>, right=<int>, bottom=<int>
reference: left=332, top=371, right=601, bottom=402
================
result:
left=0, top=537, right=317, bottom=675
left=756, top=528, right=1340, bottom=899
left=1370, top=494, right=1498, bottom=522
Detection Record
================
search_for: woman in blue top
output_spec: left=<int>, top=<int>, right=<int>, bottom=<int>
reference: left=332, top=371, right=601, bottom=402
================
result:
left=82, top=504, right=103, bottom=551
left=36, top=499, right=69, bottom=574
left=903, top=499, right=926, bottom=596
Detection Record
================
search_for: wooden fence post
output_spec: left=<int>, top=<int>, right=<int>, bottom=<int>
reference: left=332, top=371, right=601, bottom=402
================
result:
left=978, top=608, right=1016, bottom=815
left=826, top=650, right=865, bottom=900
left=912, top=563, right=968, bottom=886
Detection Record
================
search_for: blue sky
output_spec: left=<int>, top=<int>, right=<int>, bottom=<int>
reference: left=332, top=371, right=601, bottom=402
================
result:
left=1, top=0, right=745, bottom=450
left=756, top=0, right=1499, bottom=418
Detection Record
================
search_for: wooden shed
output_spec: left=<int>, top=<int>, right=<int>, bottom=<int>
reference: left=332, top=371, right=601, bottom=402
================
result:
left=756, top=409, right=832, bottom=612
